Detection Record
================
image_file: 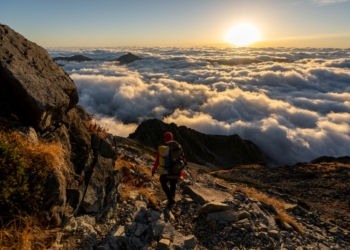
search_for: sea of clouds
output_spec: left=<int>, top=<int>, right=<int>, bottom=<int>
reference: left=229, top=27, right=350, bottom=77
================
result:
left=47, top=47, right=350, bottom=166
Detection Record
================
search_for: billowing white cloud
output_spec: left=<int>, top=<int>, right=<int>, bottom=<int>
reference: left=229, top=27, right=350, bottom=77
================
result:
left=47, top=47, right=350, bottom=166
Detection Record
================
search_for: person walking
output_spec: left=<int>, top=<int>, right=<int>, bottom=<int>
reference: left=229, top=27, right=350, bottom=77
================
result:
left=152, top=132, right=186, bottom=208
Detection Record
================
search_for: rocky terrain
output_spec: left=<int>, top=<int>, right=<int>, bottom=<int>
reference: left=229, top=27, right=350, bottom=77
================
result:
left=129, top=119, right=266, bottom=168
left=52, top=143, right=350, bottom=249
left=211, top=157, right=350, bottom=232
left=1, top=23, right=350, bottom=250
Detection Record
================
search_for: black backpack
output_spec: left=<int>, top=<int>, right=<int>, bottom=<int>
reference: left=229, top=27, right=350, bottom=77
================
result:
left=164, top=141, right=185, bottom=174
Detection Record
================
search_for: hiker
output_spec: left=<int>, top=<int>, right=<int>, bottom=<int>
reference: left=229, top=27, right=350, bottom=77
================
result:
left=152, top=132, right=187, bottom=208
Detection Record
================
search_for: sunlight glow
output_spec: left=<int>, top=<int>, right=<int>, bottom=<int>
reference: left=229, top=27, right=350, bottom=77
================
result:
left=225, top=23, right=261, bottom=47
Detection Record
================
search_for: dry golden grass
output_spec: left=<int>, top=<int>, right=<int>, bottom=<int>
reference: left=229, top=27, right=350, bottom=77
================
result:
left=0, top=130, right=70, bottom=209
left=86, top=119, right=108, bottom=139
left=232, top=187, right=304, bottom=233
left=274, top=213, right=304, bottom=233
left=115, top=158, right=160, bottom=208
left=0, top=214, right=58, bottom=250
left=0, top=130, right=69, bottom=249
left=138, top=188, right=158, bottom=207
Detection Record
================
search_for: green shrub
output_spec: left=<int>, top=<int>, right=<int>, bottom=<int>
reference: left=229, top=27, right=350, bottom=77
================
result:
left=0, top=131, right=65, bottom=216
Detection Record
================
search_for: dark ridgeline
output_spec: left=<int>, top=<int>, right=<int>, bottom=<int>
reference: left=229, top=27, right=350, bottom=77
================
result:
left=53, top=55, right=93, bottom=62
left=129, top=118, right=267, bottom=168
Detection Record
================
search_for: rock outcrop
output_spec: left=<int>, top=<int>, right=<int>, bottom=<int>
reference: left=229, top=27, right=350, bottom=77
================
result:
left=129, top=119, right=266, bottom=168
left=0, top=24, right=78, bottom=131
left=0, top=23, right=120, bottom=225
left=115, top=52, right=141, bottom=64
left=53, top=55, right=93, bottom=62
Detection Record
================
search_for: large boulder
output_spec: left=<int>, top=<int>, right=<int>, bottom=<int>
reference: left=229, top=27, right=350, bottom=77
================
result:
left=0, top=24, right=78, bottom=131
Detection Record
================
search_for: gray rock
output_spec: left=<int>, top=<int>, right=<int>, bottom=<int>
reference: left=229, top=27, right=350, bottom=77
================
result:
left=197, top=202, right=231, bottom=214
left=237, top=211, right=252, bottom=220
left=157, top=238, right=171, bottom=250
left=0, top=24, right=78, bottom=131
left=268, top=230, right=280, bottom=239
left=151, top=220, right=166, bottom=238
left=173, top=234, right=196, bottom=250
left=80, top=156, right=117, bottom=213
left=183, top=184, right=233, bottom=205
left=62, top=106, right=91, bottom=167
left=135, top=223, right=149, bottom=237
left=329, top=227, right=338, bottom=234
left=206, top=211, right=238, bottom=222
left=319, top=243, right=331, bottom=250
left=130, top=236, right=143, bottom=249
left=97, top=139, right=117, bottom=160
left=161, top=222, right=178, bottom=240
left=113, top=225, right=127, bottom=242
left=258, top=232, right=269, bottom=240
left=184, top=235, right=197, bottom=249
left=150, top=210, right=162, bottom=222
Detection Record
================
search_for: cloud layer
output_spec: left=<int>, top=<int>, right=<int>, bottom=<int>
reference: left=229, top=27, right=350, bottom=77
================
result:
left=48, top=47, right=350, bottom=166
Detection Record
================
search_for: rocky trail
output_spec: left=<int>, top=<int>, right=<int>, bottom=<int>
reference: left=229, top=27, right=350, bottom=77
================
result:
left=51, top=144, right=350, bottom=250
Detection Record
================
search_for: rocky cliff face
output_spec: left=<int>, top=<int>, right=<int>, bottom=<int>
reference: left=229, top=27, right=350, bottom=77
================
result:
left=0, top=24, right=121, bottom=225
left=129, top=119, right=266, bottom=168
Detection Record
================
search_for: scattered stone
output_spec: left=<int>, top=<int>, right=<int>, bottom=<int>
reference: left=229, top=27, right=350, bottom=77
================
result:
left=183, top=184, right=233, bottom=205
left=157, top=238, right=171, bottom=250
left=198, top=202, right=231, bottom=214
left=268, top=230, right=280, bottom=239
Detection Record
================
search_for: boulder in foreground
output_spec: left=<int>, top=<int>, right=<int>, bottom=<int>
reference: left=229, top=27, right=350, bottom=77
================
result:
left=0, top=24, right=78, bottom=131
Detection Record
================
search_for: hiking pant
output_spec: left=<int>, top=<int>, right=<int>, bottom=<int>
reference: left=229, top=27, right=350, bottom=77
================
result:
left=160, top=174, right=177, bottom=203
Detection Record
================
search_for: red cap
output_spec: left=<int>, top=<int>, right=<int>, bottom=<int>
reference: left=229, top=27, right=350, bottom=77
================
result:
left=164, top=132, right=173, bottom=143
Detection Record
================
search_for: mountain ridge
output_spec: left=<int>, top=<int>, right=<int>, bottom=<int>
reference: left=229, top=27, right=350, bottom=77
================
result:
left=128, top=118, right=267, bottom=168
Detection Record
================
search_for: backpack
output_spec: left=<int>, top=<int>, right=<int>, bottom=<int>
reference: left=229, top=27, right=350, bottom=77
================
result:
left=164, top=141, right=185, bottom=174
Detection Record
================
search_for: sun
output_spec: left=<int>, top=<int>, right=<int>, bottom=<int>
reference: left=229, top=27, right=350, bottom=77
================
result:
left=225, top=23, right=261, bottom=47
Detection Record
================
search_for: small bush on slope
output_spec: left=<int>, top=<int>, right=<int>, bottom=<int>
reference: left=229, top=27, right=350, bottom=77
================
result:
left=0, top=130, right=68, bottom=249
left=0, top=130, right=66, bottom=215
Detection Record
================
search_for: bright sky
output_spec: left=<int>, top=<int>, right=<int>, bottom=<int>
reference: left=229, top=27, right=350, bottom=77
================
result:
left=1, top=0, right=350, bottom=47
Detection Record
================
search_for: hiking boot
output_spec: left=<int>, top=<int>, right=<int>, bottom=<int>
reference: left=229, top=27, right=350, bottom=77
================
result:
left=166, top=200, right=175, bottom=208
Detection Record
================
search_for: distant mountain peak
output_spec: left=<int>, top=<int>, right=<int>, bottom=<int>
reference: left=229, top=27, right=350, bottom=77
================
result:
left=115, top=52, right=141, bottom=64
left=53, top=55, right=92, bottom=62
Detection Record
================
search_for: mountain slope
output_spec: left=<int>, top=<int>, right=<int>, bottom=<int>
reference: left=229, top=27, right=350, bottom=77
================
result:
left=128, top=119, right=266, bottom=168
